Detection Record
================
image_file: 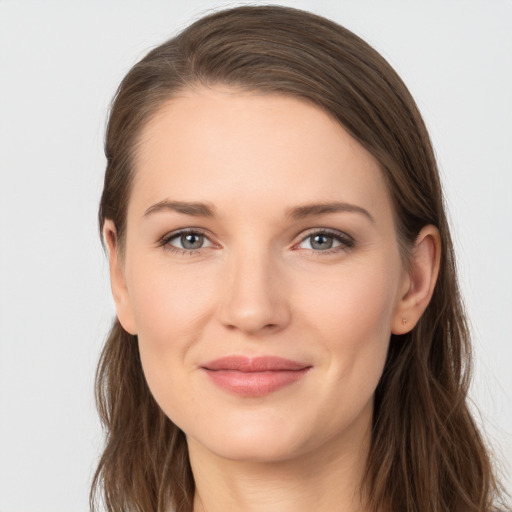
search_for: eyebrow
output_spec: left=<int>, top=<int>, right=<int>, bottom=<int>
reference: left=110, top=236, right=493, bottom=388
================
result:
left=286, top=202, right=375, bottom=223
left=143, top=199, right=374, bottom=223
left=143, top=200, right=217, bottom=218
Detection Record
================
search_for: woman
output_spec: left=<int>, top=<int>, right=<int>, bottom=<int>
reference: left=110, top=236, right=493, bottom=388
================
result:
left=91, top=5, right=506, bottom=512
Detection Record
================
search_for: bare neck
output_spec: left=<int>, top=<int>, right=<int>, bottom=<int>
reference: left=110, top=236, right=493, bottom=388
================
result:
left=188, top=422, right=371, bottom=512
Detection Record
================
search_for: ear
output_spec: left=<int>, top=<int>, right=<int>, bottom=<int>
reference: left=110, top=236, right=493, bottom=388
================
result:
left=103, top=219, right=138, bottom=335
left=391, top=225, right=441, bottom=334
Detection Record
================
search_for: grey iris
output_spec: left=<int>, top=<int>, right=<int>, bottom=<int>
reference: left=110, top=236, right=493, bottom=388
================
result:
left=311, top=234, right=333, bottom=250
left=181, top=233, right=204, bottom=249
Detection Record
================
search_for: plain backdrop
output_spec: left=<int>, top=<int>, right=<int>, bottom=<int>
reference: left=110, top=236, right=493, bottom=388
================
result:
left=0, top=1, right=511, bottom=510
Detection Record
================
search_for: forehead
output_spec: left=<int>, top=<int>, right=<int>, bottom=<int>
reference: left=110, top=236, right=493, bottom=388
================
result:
left=129, top=86, right=392, bottom=221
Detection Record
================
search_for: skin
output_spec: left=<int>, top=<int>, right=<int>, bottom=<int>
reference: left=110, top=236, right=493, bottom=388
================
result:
left=104, top=86, right=440, bottom=512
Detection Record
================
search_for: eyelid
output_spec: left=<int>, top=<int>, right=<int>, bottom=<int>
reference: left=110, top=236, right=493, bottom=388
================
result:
left=158, top=227, right=218, bottom=253
left=293, top=227, right=355, bottom=252
left=157, top=226, right=355, bottom=255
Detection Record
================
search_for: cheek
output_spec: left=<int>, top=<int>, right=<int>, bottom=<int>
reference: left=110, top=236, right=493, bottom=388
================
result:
left=125, top=257, right=219, bottom=408
left=289, top=262, right=398, bottom=437
left=298, top=258, right=398, bottom=338
left=128, top=257, right=217, bottom=345
left=295, top=258, right=399, bottom=393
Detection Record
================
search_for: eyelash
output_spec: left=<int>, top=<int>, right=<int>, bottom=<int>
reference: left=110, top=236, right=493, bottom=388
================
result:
left=158, top=228, right=355, bottom=256
left=296, top=228, right=355, bottom=255
left=158, top=228, right=213, bottom=256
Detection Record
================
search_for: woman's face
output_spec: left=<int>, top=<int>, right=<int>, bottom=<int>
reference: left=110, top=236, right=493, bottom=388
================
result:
left=109, top=86, right=410, bottom=463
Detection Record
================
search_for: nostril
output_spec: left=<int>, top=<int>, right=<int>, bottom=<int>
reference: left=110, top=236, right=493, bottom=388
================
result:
left=217, top=265, right=291, bottom=334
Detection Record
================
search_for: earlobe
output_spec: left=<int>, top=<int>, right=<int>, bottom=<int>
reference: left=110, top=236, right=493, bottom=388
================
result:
left=391, top=225, right=441, bottom=335
left=103, top=220, right=138, bottom=335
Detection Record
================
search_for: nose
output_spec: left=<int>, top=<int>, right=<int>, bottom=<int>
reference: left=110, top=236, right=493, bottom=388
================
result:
left=217, top=247, right=291, bottom=336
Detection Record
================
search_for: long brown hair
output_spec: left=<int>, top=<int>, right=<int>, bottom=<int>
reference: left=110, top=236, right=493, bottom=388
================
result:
left=91, top=6, right=506, bottom=512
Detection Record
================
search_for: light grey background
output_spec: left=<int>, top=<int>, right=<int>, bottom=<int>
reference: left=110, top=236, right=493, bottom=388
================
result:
left=0, top=1, right=510, bottom=510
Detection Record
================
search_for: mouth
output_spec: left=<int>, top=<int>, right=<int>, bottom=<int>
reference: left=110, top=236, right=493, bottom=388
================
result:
left=201, top=355, right=312, bottom=397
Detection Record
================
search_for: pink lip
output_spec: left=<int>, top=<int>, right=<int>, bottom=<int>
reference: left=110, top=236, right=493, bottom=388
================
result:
left=201, top=356, right=311, bottom=397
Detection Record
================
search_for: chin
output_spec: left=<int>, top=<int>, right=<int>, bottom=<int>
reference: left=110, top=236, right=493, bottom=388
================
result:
left=185, top=412, right=320, bottom=464
left=198, top=435, right=304, bottom=463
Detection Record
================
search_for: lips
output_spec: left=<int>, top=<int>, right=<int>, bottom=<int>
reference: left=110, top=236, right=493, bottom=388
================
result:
left=201, top=356, right=311, bottom=397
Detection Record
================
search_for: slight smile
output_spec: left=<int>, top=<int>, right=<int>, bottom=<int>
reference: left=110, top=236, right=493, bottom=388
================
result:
left=201, top=356, right=312, bottom=397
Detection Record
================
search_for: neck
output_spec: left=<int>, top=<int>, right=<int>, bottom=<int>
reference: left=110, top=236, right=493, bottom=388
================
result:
left=188, top=418, right=371, bottom=512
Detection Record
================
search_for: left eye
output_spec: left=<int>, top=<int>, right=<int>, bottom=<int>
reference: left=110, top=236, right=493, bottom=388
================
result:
left=165, top=231, right=213, bottom=251
left=297, top=231, right=352, bottom=251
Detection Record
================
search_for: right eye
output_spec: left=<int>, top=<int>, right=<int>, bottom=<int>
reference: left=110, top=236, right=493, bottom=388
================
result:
left=160, top=229, right=214, bottom=254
